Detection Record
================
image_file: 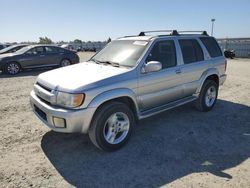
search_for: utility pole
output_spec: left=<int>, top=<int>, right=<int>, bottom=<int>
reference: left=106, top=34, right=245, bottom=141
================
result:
left=211, top=18, right=215, bottom=36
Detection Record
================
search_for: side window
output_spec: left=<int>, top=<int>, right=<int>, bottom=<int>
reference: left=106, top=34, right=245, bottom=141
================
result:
left=57, top=47, right=66, bottom=53
left=179, top=39, right=204, bottom=64
left=199, top=37, right=222, bottom=57
left=45, top=46, right=58, bottom=53
left=146, top=40, right=177, bottom=69
left=26, top=47, right=44, bottom=55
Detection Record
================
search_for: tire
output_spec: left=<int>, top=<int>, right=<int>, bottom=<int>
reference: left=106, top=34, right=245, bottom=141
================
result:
left=195, top=80, right=218, bottom=112
left=60, top=59, right=71, bottom=67
left=4, top=62, right=21, bottom=75
left=89, top=101, right=135, bottom=151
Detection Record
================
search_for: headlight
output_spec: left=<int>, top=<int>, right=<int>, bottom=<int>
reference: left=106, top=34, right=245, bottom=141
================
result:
left=56, top=92, right=85, bottom=108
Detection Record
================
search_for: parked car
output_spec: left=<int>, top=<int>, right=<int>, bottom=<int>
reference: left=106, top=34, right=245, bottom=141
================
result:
left=0, top=45, right=79, bottom=75
left=30, top=30, right=227, bottom=151
left=224, top=49, right=235, bottom=59
left=0, top=44, right=7, bottom=50
left=60, top=44, right=76, bottom=51
left=0, top=44, right=28, bottom=54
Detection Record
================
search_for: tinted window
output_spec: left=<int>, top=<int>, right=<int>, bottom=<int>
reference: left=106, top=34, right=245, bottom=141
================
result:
left=45, top=46, right=58, bottom=53
left=57, top=47, right=66, bottom=53
left=26, top=47, right=44, bottom=55
left=199, top=37, right=222, bottom=57
left=146, top=40, right=176, bottom=69
left=179, top=39, right=204, bottom=64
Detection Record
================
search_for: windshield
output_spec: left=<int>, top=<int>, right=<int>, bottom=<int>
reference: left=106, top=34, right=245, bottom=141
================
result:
left=0, top=45, right=15, bottom=53
left=90, top=40, right=149, bottom=67
left=14, top=46, right=33, bottom=54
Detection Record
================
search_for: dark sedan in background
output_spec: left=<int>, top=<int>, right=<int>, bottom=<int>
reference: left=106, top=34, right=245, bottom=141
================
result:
left=0, top=44, right=28, bottom=54
left=0, top=45, right=80, bottom=75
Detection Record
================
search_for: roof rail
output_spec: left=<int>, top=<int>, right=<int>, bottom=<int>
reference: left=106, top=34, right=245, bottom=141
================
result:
left=138, top=30, right=179, bottom=36
left=178, top=31, right=209, bottom=36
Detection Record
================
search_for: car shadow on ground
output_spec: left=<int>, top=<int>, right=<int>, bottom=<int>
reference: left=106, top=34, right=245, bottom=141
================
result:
left=41, top=99, right=250, bottom=187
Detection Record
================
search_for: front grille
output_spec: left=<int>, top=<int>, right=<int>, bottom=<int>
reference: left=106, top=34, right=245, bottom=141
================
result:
left=34, top=105, right=47, bottom=122
left=37, top=95, right=51, bottom=105
left=36, top=82, right=52, bottom=92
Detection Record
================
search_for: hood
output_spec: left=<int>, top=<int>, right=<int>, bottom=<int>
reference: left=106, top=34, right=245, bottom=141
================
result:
left=0, top=53, right=16, bottom=59
left=36, top=62, right=130, bottom=92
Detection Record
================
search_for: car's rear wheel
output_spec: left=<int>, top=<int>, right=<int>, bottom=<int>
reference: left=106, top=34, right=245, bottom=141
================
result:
left=5, top=62, right=21, bottom=75
left=60, top=59, right=71, bottom=67
left=89, top=101, right=135, bottom=151
left=195, top=80, right=218, bottom=112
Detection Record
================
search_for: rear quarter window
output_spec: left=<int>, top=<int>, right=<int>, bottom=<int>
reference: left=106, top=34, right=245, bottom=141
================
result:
left=199, top=37, right=222, bottom=57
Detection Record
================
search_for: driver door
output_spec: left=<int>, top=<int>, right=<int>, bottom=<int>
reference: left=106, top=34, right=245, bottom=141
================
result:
left=138, top=40, right=184, bottom=110
left=21, top=46, right=46, bottom=68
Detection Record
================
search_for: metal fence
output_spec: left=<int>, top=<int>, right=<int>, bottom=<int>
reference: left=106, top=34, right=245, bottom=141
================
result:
left=217, top=38, right=250, bottom=58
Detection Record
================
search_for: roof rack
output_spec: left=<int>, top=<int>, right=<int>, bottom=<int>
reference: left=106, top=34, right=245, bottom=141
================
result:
left=138, top=30, right=179, bottom=36
left=122, top=30, right=209, bottom=39
left=178, top=31, right=209, bottom=36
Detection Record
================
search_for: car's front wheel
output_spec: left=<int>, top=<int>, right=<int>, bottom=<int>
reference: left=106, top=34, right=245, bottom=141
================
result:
left=5, top=62, right=21, bottom=75
left=195, top=80, right=218, bottom=112
left=89, top=101, right=135, bottom=151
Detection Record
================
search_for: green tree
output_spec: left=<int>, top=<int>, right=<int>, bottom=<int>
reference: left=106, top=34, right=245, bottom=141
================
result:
left=39, top=36, right=53, bottom=44
left=107, top=37, right=111, bottom=43
left=74, top=39, right=82, bottom=43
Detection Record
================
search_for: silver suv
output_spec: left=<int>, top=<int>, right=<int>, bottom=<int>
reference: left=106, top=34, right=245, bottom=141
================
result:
left=30, top=30, right=227, bottom=151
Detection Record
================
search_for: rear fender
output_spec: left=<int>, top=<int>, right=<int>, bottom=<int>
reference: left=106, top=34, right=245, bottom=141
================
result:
left=195, top=68, right=219, bottom=94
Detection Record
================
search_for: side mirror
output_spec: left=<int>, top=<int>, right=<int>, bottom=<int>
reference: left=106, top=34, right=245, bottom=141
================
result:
left=142, top=61, right=162, bottom=73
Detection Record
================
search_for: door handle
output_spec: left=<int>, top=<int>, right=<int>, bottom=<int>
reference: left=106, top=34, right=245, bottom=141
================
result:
left=40, top=54, right=45, bottom=57
left=175, top=69, right=182, bottom=74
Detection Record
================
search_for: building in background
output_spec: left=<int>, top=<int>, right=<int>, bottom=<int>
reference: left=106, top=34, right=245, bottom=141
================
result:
left=217, top=38, right=250, bottom=58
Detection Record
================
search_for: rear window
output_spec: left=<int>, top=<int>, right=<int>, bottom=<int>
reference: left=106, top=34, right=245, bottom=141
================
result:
left=179, top=39, right=204, bottom=64
left=199, top=37, right=222, bottom=57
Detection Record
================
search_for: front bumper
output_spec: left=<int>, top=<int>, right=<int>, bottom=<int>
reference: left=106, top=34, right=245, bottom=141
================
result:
left=219, top=74, right=227, bottom=85
left=30, top=90, right=96, bottom=133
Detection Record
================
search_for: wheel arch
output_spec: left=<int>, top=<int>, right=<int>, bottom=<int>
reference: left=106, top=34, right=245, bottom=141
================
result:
left=88, top=88, right=140, bottom=121
left=196, top=68, right=219, bottom=94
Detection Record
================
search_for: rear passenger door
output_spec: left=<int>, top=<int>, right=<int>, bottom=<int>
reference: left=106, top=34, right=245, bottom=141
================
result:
left=44, top=46, right=62, bottom=66
left=177, top=39, right=207, bottom=97
left=138, top=40, right=184, bottom=110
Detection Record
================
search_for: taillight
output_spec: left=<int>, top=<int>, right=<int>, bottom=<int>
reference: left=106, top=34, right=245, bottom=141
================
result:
left=225, top=59, right=227, bottom=72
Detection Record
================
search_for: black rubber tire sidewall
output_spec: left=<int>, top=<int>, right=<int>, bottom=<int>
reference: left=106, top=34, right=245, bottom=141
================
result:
left=196, top=80, right=218, bottom=112
left=89, top=102, right=135, bottom=151
left=4, top=62, right=21, bottom=75
left=60, top=59, right=71, bottom=67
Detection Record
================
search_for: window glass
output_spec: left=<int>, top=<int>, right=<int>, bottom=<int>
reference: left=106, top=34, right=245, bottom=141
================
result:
left=146, top=40, right=176, bottom=69
left=58, top=47, right=66, bottom=53
left=45, top=46, right=58, bottom=53
left=26, top=47, right=44, bottom=55
left=179, top=39, right=204, bottom=64
left=199, top=37, right=222, bottom=57
left=92, top=40, right=148, bottom=67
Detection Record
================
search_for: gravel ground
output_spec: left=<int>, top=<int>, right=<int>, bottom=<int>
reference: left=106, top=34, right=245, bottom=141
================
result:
left=0, top=54, right=249, bottom=188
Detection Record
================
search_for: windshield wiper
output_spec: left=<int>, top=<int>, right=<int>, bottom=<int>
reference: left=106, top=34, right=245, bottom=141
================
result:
left=100, top=61, right=120, bottom=67
left=90, top=58, right=101, bottom=64
left=91, top=59, right=120, bottom=67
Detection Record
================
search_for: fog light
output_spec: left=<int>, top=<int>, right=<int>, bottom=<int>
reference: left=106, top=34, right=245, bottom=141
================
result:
left=53, top=117, right=66, bottom=128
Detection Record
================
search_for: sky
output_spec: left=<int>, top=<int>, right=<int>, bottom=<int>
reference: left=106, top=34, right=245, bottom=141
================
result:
left=1, top=0, right=250, bottom=42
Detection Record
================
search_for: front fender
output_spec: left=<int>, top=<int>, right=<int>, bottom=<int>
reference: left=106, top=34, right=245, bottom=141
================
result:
left=195, top=68, right=219, bottom=94
left=88, top=88, right=139, bottom=115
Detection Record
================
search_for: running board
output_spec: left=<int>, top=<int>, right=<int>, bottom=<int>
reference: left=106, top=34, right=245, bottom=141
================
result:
left=139, top=96, right=197, bottom=119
